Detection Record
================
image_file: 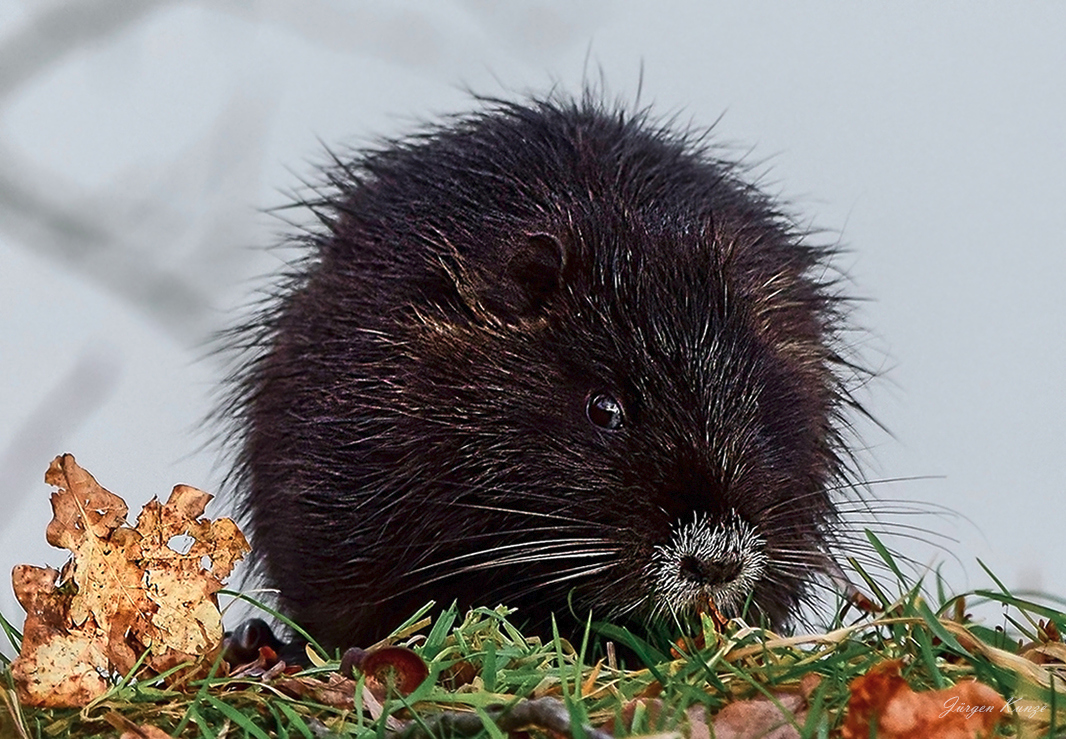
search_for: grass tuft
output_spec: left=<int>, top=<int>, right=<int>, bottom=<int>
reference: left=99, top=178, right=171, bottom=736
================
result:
left=2, top=546, right=1066, bottom=738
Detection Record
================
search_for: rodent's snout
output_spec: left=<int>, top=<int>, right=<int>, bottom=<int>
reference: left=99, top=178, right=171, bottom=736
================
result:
left=648, top=511, right=769, bottom=620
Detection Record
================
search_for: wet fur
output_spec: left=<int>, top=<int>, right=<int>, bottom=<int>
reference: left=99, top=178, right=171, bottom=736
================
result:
left=224, top=92, right=867, bottom=651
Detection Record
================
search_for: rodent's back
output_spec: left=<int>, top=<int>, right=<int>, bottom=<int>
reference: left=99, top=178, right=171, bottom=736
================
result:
left=230, top=94, right=862, bottom=650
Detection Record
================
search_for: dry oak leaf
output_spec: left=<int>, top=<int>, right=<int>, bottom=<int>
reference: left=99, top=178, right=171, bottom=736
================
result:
left=841, top=660, right=1006, bottom=739
left=10, top=454, right=250, bottom=708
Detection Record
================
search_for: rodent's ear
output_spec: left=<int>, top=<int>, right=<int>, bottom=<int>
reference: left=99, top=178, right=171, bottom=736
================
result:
left=482, top=232, right=566, bottom=319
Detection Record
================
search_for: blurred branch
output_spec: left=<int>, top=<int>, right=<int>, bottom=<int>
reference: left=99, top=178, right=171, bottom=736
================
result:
left=0, top=0, right=218, bottom=342
left=0, top=0, right=482, bottom=343
left=0, top=141, right=221, bottom=343
left=0, top=1, right=278, bottom=344
left=0, top=0, right=172, bottom=99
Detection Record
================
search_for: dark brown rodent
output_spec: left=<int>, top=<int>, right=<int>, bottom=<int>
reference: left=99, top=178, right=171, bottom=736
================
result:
left=226, top=93, right=865, bottom=652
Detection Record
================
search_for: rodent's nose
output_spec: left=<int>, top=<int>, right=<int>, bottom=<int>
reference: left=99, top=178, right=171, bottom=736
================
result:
left=677, top=554, right=743, bottom=586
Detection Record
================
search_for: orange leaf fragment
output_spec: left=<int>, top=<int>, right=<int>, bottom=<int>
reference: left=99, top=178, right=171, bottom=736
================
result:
left=343, top=645, right=430, bottom=700
left=842, top=660, right=1006, bottom=739
left=10, top=454, right=250, bottom=707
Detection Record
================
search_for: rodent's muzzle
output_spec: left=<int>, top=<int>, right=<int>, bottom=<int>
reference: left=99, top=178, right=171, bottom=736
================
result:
left=647, top=511, right=768, bottom=620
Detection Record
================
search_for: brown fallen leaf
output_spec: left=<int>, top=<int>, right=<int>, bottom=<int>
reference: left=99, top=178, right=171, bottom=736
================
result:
left=275, top=673, right=359, bottom=710
left=105, top=710, right=174, bottom=739
left=706, top=674, right=820, bottom=739
left=343, top=645, right=430, bottom=700
left=10, top=454, right=250, bottom=708
left=1019, top=618, right=1066, bottom=666
left=841, top=660, right=1006, bottom=739
left=9, top=563, right=111, bottom=707
left=118, top=729, right=173, bottom=739
left=274, top=673, right=411, bottom=732
left=439, top=659, right=478, bottom=690
left=611, top=676, right=818, bottom=739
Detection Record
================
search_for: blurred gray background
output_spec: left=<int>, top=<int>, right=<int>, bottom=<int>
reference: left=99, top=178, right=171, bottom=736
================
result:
left=2, top=1, right=1063, bottom=638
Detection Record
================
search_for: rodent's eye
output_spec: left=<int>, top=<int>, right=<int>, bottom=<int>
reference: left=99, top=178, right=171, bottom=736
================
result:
left=586, top=392, right=625, bottom=431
